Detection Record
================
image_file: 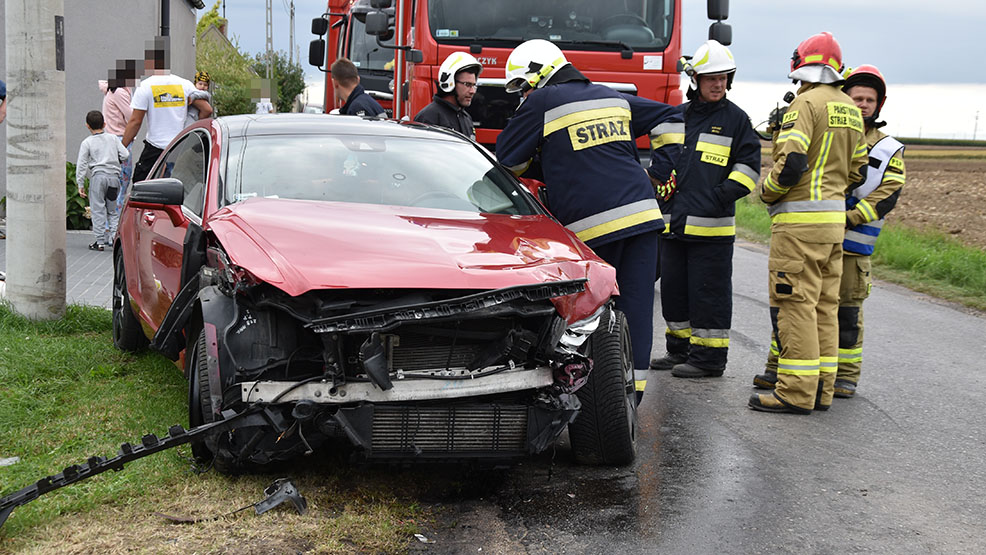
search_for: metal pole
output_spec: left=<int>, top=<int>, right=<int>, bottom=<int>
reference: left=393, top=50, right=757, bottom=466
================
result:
left=160, top=0, right=170, bottom=37
left=394, top=0, right=405, bottom=120
left=4, top=0, right=67, bottom=319
left=974, top=111, right=979, bottom=141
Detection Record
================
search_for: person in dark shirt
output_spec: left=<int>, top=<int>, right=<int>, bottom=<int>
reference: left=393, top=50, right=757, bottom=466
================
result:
left=330, top=58, right=385, bottom=117
left=413, top=52, right=483, bottom=140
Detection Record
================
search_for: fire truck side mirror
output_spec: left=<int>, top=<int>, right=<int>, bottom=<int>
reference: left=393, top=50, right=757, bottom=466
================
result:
left=709, top=22, right=732, bottom=46
left=370, top=0, right=393, bottom=8
left=365, top=11, right=390, bottom=36
left=311, top=17, right=328, bottom=36
left=707, top=0, right=728, bottom=20
left=407, top=49, right=424, bottom=64
left=309, top=39, right=326, bottom=69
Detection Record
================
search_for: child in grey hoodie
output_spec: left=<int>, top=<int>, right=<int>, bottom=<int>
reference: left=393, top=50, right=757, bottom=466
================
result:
left=77, top=110, right=130, bottom=251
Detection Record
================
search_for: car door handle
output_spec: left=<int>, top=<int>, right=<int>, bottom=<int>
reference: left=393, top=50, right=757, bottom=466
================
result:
left=142, top=211, right=156, bottom=225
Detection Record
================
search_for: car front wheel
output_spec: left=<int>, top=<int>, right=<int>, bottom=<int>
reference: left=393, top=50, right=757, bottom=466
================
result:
left=188, top=328, right=246, bottom=474
left=568, top=308, right=637, bottom=466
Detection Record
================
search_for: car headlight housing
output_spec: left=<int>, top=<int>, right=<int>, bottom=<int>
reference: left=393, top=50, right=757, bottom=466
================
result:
left=556, top=305, right=608, bottom=355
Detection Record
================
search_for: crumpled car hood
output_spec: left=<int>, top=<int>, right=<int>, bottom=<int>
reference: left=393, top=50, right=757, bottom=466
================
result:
left=207, top=198, right=617, bottom=322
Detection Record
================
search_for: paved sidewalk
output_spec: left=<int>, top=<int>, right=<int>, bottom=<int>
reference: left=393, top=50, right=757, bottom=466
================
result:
left=0, top=230, right=114, bottom=309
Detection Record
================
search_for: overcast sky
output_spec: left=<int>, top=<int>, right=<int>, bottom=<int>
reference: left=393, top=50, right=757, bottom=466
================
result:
left=212, top=0, right=986, bottom=85
left=209, top=0, right=986, bottom=138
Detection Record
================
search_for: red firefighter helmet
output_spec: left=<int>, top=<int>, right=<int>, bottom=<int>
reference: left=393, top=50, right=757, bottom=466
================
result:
left=790, top=32, right=844, bottom=74
left=843, top=64, right=887, bottom=119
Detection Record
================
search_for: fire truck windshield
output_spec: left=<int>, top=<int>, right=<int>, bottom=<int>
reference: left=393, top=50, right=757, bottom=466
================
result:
left=350, top=18, right=396, bottom=72
left=427, top=0, right=673, bottom=50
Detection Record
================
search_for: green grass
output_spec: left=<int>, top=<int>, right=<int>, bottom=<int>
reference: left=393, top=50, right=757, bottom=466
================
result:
left=0, top=305, right=427, bottom=552
left=0, top=305, right=188, bottom=537
left=735, top=196, right=986, bottom=312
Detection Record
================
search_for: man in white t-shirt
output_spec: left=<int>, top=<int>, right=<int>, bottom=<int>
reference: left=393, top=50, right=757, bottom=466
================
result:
left=123, top=37, right=213, bottom=183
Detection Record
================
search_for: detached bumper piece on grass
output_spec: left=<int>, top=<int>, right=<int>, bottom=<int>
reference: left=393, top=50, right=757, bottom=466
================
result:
left=0, top=406, right=269, bottom=530
left=154, top=478, right=307, bottom=524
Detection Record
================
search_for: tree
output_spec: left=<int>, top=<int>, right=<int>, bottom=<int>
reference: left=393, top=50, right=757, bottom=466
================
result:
left=196, top=1, right=227, bottom=38
left=196, top=34, right=257, bottom=116
left=252, top=51, right=307, bottom=113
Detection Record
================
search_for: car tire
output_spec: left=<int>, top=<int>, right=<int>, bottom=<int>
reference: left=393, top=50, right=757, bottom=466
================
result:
left=568, top=308, right=637, bottom=466
left=188, top=328, right=243, bottom=474
left=112, top=248, right=148, bottom=352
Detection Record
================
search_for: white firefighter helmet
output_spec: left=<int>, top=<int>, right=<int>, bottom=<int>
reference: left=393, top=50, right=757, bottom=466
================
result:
left=437, top=52, right=483, bottom=93
left=504, top=39, right=570, bottom=93
left=682, top=39, right=736, bottom=92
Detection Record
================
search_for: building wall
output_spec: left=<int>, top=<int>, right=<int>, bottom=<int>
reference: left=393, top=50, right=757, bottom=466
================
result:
left=1, top=0, right=200, bottom=206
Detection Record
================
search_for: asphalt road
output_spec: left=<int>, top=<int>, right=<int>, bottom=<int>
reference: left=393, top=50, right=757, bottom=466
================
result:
left=415, top=241, right=986, bottom=554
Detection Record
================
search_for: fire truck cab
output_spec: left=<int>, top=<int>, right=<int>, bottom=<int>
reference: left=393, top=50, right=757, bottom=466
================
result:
left=310, top=0, right=730, bottom=145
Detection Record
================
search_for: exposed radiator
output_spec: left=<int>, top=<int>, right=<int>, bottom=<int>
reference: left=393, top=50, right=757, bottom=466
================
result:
left=390, top=333, right=483, bottom=371
left=371, top=405, right=528, bottom=454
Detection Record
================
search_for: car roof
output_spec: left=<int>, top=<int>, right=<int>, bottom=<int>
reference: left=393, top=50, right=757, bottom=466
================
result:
left=218, top=113, right=468, bottom=143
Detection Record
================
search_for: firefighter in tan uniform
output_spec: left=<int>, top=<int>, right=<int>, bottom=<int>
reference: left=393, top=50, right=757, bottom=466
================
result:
left=748, top=32, right=867, bottom=414
left=754, top=65, right=906, bottom=400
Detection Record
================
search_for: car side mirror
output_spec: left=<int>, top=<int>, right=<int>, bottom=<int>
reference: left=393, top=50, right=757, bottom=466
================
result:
left=130, top=178, right=184, bottom=206
left=311, top=17, right=328, bottom=36
left=365, top=11, right=390, bottom=36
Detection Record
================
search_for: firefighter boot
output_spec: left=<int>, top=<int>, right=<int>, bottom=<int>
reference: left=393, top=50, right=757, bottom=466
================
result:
left=753, top=371, right=777, bottom=389
left=671, top=362, right=724, bottom=378
left=650, top=352, right=687, bottom=371
left=748, top=392, right=812, bottom=415
left=834, top=379, right=857, bottom=398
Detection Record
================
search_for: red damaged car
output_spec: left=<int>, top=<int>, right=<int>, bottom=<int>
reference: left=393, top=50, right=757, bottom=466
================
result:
left=112, top=114, right=637, bottom=471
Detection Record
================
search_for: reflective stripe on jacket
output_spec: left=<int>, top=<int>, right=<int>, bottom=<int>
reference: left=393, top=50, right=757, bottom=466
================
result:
left=660, top=97, right=761, bottom=242
left=759, top=82, right=868, bottom=243
left=495, top=66, right=683, bottom=248
left=844, top=129, right=905, bottom=255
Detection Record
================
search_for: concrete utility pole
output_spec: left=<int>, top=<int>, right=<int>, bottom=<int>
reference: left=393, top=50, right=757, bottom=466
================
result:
left=4, top=0, right=68, bottom=320
left=289, top=0, right=295, bottom=65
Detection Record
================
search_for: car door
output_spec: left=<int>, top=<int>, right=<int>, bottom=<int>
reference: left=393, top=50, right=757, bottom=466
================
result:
left=134, top=130, right=210, bottom=330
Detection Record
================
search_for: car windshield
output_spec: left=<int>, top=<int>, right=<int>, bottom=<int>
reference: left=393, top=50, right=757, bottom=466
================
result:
left=225, top=133, right=538, bottom=215
left=428, top=0, right=673, bottom=50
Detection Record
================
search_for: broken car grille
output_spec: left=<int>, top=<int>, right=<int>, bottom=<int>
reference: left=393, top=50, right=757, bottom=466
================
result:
left=371, top=405, right=527, bottom=455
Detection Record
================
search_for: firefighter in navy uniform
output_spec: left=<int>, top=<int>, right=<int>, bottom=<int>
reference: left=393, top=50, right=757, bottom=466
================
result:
left=414, top=52, right=483, bottom=140
left=748, top=32, right=868, bottom=414
left=648, top=40, right=761, bottom=378
left=495, top=39, right=684, bottom=403
left=753, top=65, right=905, bottom=399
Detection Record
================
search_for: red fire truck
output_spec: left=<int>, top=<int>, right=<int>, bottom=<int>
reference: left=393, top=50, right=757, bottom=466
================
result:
left=310, top=0, right=730, bottom=145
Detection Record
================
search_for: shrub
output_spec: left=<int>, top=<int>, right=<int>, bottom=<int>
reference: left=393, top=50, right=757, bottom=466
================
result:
left=66, top=162, right=90, bottom=231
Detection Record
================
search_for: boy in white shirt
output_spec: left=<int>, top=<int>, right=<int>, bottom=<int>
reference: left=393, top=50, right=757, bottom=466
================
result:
left=77, top=110, right=130, bottom=251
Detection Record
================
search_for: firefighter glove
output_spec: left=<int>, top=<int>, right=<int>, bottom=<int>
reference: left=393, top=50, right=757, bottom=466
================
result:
left=652, top=172, right=677, bottom=201
left=767, top=106, right=787, bottom=134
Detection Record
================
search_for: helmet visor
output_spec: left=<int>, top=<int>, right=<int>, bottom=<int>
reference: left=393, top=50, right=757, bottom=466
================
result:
left=505, top=77, right=527, bottom=94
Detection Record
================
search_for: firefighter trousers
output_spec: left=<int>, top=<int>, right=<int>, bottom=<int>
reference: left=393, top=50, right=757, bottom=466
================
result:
left=659, top=237, right=733, bottom=370
left=837, top=253, right=871, bottom=384
left=766, top=231, right=843, bottom=411
left=592, top=230, right=660, bottom=399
